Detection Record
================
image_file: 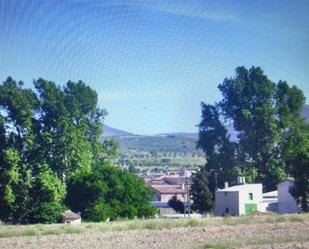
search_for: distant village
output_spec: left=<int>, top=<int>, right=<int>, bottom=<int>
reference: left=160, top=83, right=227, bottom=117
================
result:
left=139, top=171, right=299, bottom=217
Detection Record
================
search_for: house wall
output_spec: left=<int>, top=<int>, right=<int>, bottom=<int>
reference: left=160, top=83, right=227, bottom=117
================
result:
left=238, top=185, right=263, bottom=215
left=259, top=200, right=278, bottom=213
left=64, top=218, right=81, bottom=225
left=215, top=191, right=239, bottom=216
left=278, top=181, right=298, bottom=214
left=159, top=207, right=177, bottom=215
left=215, top=184, right=264, bottom=216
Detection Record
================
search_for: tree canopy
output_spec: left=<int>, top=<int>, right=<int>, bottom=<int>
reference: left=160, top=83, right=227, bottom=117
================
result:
left=66, top=164, right=156, bottom=221
left=0, top=77, right=155, bottom=223
left=193, top=66, right=309, bottom=211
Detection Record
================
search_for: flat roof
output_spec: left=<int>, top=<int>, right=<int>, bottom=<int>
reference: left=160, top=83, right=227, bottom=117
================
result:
left=217, top=183, right=262, bottom=192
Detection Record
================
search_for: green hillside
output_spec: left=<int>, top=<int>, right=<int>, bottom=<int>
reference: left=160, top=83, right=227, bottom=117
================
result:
left=113, top=134, right=200, bottom=154
left=108, top=134, right=204, bottom=173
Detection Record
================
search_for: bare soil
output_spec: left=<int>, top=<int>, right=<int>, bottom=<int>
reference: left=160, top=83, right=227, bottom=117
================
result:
left=0, top=219, right=308, bottom=249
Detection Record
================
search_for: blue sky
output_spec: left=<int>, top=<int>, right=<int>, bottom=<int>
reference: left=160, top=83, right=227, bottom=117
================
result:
left=1, top=0, right=308, bottom=134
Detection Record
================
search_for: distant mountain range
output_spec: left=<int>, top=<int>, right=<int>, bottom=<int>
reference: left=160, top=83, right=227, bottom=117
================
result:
left=103, top=104, right=309, bottom=138
left=103, top=125, right=134, bottom=137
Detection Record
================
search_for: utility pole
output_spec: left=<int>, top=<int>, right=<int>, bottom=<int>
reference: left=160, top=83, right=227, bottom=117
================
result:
left=186, top=171, right=191, bottom=218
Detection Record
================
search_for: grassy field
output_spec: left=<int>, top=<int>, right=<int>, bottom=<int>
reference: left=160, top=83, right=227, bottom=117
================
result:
left=202, top=235, right=309, bottom=249
left=1, top=214, right=309, bottom=249
left=0, top=213, right=308, bottom=238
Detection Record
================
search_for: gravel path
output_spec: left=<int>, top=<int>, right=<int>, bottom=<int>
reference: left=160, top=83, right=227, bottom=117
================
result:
left=1, top=220, right=308, bottom=249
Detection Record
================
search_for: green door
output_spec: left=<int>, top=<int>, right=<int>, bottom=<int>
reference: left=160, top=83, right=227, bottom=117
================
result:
left=245, top=204, right=257, bottom=215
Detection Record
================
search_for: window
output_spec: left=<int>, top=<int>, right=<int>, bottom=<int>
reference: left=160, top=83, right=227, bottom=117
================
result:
left=225, top=208, right=229, bottom=213
left=224, top=191, right=227, bottom=196
left=249, top=193, right=253, bottom=200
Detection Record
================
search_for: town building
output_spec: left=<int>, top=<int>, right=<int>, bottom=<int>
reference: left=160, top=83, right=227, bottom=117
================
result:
left=215, top=178, right=264, bottom=216
left=140, top=171, right=192, bottom=215
left=150, top=184, right=187, bottom=202
left=215, top=177, right=300, bottom=216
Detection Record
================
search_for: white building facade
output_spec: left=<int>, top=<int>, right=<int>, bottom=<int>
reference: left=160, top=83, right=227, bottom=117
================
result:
left=215, top=183, right=264, bottom=216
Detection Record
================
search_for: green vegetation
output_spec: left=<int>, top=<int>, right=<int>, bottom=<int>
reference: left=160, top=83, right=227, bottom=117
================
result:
left=168, top=196, right=185, bottom=214
left=0, top=224, right=83, bottom=238
left=0, top=77, right=155, bottom=224
left=66, top=164, right=156, bottom=221
left=113, top=134, right=200, bottom=153
left=112, top=134, right=205, bottom=172
left=190, top=168, right=214, bottom=214
left=193, top=66, right=309, bottom=211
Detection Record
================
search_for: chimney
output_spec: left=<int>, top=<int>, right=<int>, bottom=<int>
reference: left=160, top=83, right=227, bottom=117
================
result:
left=224, top=182, right=229, bottom=189
left=237, top=176, right=242, bottom=185
left=237, top=176, right=246, bottom=185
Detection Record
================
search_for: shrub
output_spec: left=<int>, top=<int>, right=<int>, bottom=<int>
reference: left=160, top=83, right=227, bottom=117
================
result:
left=66, top=163, right=156, bottom=221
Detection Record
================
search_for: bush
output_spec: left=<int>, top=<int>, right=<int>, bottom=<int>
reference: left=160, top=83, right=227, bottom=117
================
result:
left=168, top=196, right=185, bottom=214
left=66, top=163, right=156, bottom=221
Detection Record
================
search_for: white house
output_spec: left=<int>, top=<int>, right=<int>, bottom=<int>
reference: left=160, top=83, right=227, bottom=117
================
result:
left=277, top=179, right=299, bottom=214
left=215, top=180, right=264, bottom=216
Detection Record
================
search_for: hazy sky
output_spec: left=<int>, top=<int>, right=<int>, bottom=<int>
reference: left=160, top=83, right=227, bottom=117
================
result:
left=1, top=0, right=308, bottom=134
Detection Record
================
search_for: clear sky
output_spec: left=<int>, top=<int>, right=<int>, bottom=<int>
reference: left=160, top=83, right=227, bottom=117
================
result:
left=1, top=0, right=308, bottom=134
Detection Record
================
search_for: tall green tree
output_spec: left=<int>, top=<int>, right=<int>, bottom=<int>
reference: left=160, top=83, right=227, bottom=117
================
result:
left=284, top=122, right=309, bottom=211
left=190, top=168, right=214, bottom=214
left=218, top=67, right=285, bottom=190
left=197, top=103, right=238, bottom=192
left=0, top=77, right=38, bottom=223
left=34, top=79, right=106, bottom=179
left=195, top=67, right=309, bottom=207
left=27, top=164, right=66, bottom=224
left=0, top=148, right=32, bottom=223
left=0, top=77, right=114, bottom=223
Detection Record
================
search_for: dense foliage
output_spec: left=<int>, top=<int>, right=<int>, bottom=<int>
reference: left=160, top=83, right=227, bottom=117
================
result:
left=168, top=196, right=185, bottom=214
left=193, top=67, right=309, bottom=211
left=190, top=168, right=214, bottom=214
left=0, top=77, right=155, bottom=223
left=115, top=135, right=204, bottom=173
left=66, top=164, right=156, bottom=221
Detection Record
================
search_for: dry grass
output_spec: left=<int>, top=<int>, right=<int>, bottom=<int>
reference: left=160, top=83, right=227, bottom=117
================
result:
left=202, top=235, right=309, bottom=249
left=0, top=213, right=308, bottom=239
left=0, top=224, right=83, bottom=238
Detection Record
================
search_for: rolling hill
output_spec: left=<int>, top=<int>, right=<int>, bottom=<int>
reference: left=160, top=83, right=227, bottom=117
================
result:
left=112, top=134, right=201, bottom=154
left=104, top=103, right=309, bottom=154
left=103, top=125, right=134, bottom=137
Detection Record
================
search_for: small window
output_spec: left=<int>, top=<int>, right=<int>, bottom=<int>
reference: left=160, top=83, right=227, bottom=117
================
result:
left=249, top=193, right=253, bottom=200
left=225, top=207, right=229, bottom=213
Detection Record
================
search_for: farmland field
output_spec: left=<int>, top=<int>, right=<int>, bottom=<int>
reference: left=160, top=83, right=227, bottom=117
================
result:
left=106, top=134, right=205, bottom=172
left=1, top=214, right=308, bottom=249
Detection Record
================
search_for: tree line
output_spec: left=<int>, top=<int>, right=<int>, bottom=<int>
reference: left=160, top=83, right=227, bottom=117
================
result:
left=191, top=66, right=309, bottom=213
left=0, top=77, right=155, bottom=224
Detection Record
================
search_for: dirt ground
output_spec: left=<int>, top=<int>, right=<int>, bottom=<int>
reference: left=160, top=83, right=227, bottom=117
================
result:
left=0, top=219, right=308, bottom=249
